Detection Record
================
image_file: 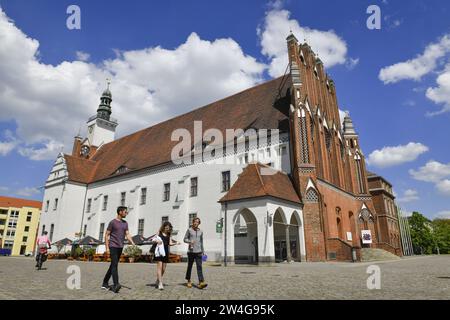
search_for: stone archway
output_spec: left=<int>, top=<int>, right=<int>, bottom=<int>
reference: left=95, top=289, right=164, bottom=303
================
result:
left=233, top=208, right=259, bottom=264
left=289, top=211, right=302, bottom=262
left=273, top=208, right=289, bottom=262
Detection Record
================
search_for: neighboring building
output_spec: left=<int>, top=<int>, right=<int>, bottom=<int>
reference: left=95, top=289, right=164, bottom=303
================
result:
left=397, top=206, right=414, bottom=256
left=0, top=196, right=42, bottom=256
left=367, top=171, right=402, bottom=256
left=40, top=33, right=393, bottom=263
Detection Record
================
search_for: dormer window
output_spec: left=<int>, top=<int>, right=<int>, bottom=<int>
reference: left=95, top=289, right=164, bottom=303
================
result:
left=116, top=166, right=128, bottom=174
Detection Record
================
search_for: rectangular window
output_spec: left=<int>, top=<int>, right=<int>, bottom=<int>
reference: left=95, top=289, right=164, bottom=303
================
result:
left=8, top=221, right=17, bottom=228
left=222, top=171, right=231, bottom=192
left=188, top=213, right=197, bottom=228
left=22, top=236, right=28, bottom=242
left=120, top=192, right=126, bottom=207
left=190, top=177, right=198, bottom=197
left=26, top=216, right=32, bottom=222
left=54, top=198, right=58, bottom=211
left=6, top=230, right=15, bottom=237
left=4, top=241, right=13, bottom=249
left=45, top=200, right=49, bottom=212
left=10, top=211, right=19, bottom=218
left=86, top=198, right=92, bottom=213
left=163, top=183, right=170, bottom=201
left=138, top=219, right=145, bottom=236
left=83, top=224, right=87, bottom=237
left=267, top=147, right=271, bottom=157
left=99, top=223, right=105, bottom=241
left=140, top=188, right=147, bottom=205
left=50, top=224, right=54, bottom=242
left=24, top=226, right=29, bottom=232
left=103, top=195, right=108, bottom=211
left=162, top=216, right=169, bottom=224
left=42, top=225, right=46, bottom=234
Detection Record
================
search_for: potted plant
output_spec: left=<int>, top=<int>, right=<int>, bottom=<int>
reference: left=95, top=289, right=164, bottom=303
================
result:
left=85, top=248, right=96, bottom=261
left=124, top=245, right=142, bottom=263
left=74, top=247, right=83, bottom=260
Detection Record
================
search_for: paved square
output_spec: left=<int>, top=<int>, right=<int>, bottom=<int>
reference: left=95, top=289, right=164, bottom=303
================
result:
left=0, top=255, right=449, bottom=300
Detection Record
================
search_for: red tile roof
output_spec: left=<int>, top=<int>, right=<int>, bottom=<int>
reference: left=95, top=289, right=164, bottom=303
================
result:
left=65, top=76, right=292, bottom=184
left=219, top=163, right=301, bottom=204
left=0, top=196, right=42, bottom=209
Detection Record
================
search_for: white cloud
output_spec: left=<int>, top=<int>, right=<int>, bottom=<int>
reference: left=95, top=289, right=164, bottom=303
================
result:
left=379, top=34, right=450, bottom=84
left=0, top=186, right=10, bottom=193
left=410, top=161, right=450, bottom=197
left=425, top=64, right=450, bottom=116
left=397, top=189, right=419, bottom=203
left=436, top=179, right=450, bottom=196
left=75, top=51, right=90, bottom=62
left=0, top=8, right=266, bottom=161
left=258, top=8, right=348, bottom=77
left=15, top=187, right=41, bottom=197
left=346, top=57, right=359, bottom=70
left=366, top=142, right=429, bottom=168
left=0, top=140, right=16, bottom=156
left=436, top=210, right=450, bottom=219
left=0, top=129, right=18, bottom=156
left=18, top=140, right=64, bottom=161
left=409, top=160, right=450, bottom=183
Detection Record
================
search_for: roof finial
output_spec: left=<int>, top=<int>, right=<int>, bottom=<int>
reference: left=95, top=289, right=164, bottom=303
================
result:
left=106, top=78, right=111, bottom=90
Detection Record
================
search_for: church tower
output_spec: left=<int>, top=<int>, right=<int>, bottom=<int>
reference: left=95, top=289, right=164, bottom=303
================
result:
left=72, top=81, right=118, bottom=159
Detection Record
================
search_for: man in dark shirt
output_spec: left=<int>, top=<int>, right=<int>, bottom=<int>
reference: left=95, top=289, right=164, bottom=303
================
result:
left=102, top=206, right=135, bottom=293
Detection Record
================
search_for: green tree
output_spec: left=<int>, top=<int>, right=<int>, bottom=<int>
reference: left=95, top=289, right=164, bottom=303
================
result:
left=432, top=219, right=450, bottom=254
left=408, top=212, right=434, bottom=254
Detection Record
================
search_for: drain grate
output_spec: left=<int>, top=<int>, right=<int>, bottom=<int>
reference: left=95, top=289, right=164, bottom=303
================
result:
left=437, top=276, right=450, bottom=279
left=240, top=271, right=256, bottom=274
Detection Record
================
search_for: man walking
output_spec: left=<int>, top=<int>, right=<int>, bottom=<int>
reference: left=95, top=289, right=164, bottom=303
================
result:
left=102, top=206, right=135, bottom=293
left=184, top=217, right=207, bottom=289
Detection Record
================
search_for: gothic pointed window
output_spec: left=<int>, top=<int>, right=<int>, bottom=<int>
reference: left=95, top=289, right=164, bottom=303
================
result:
left=325, top=129, right=331, bottom=152
left=354, top=153, right=366, bottom=194
left=298, top=109, right=309, bottom=163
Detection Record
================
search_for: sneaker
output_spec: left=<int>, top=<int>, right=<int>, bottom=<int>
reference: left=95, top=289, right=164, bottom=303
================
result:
left=186, top=281, right=192, bottom=288
left=101, top=283, right=110, bottom=290
left=158, top=282, right=164, bottom=290
left=111, top=284, right=122, bottom=293
left=155, top=279, right=159, bottom=288
left=198, top=281, right=208, bottom=289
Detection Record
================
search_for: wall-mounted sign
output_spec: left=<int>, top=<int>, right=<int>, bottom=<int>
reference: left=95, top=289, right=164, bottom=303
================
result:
left=216, top=220, right=223, bottom=233
left=361, top=230, right=372, bottom=244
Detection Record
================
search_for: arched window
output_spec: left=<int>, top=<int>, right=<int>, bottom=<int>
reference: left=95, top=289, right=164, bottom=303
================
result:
left=337, top=217, right=343, bottom=239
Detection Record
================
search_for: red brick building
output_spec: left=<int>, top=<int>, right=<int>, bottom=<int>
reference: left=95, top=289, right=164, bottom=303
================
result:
left=367, top=171, right=403, bottom=256
left=286, top=33, right=380, bottom=261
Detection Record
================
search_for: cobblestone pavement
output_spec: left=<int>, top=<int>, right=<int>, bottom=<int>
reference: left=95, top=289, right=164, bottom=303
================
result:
left=0, top=255, right=449, bottom=300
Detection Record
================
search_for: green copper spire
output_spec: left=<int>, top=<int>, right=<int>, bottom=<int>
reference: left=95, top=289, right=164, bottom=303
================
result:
left=97, top=79, right=112, bottom=121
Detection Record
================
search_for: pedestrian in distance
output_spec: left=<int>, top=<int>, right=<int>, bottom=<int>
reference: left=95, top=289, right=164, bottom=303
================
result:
left=35, top=231, right=51, bottom=270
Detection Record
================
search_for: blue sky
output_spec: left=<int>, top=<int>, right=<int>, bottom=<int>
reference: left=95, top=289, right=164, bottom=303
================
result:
left=0, top=0, right=449, bottom=219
